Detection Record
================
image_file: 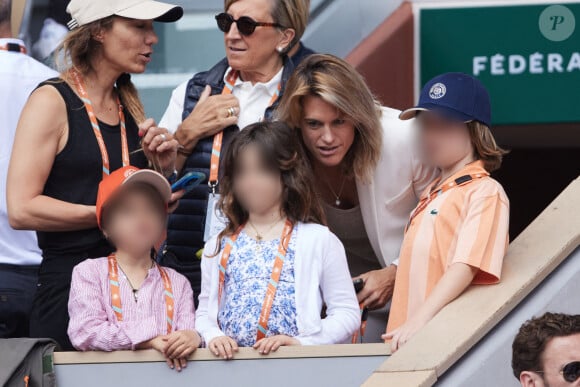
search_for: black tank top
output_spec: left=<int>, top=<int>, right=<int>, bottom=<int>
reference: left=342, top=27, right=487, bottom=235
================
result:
left=36, top=79, right=148, bottom=257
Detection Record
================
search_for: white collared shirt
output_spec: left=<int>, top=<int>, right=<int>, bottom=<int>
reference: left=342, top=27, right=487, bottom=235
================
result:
left=159, top=66, right=284, bottom=133
left=0, top=38, right=58, bottom=265
left=222, top=66, right=282, bottom=130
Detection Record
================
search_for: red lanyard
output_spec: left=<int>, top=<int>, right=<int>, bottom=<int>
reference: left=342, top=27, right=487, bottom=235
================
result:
left=208, top=69, right=282, bottom=191
left=0, top=42, right=26, bottom=53
left=70, top=69, right=130, bottom=177
left=107, top=254, right=175, bottom=334
left=405, top=172, right=488, bottom=232
left=218, top=219, right=293, bottom=341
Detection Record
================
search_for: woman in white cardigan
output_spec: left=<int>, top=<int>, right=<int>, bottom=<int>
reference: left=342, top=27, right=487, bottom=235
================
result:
left=276, top=54, right=438, bottom=342
left=195, top=121, right=360, bottom=358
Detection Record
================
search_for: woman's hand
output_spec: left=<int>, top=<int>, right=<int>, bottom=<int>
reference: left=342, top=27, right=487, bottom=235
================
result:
left=164, top=330, right=201, bottom=360
left=354, top=265, right=397, bottom=310
left=175, top=85, right=240, bottom=152
left=208, top=335, right=239, bottom=359
left=139, top=118, right=179, bottom=175
left=382, top=313, right=430, bottom=353
left=253, top=335, right=300, bottom=355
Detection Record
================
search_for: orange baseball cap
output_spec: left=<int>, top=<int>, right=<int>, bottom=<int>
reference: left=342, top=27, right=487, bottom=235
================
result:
left=96, top=166, right=172, bottom=229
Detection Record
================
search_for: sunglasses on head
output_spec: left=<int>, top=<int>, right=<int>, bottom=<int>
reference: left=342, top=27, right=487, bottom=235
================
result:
left=215, top=13, right=284, bottom=36
left=536, top=361, right=580, bottom=383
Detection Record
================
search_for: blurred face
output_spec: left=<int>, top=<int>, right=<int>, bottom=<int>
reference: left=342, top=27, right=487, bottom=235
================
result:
left=415, top=111, right=473, bottom=170
left=300, top=96, right=356, bottom=169
left=103, top=186, right=166, bottom=254
left=97, top=17, right=158, bottom=74
left=525, top=334, right=580, bottom=387
left=233, top=144, right=283, bottom=215
left=224, top=0, right=292, bottom=74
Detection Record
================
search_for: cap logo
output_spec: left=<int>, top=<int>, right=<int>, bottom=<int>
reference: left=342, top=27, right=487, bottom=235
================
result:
left=124, top=168, right=137, bottom=178
left=67, top=19, right=79, bottom=30
left=429, top=83, right=447, bottom=99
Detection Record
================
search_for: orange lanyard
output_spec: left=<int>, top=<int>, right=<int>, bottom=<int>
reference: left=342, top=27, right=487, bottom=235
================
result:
left=405, top=172, right=488, bottom=232
left=107, top=254, right=175, bottom=334
left=351, top=305, right=368, bottom=344
left=218, top=219, right=293, bottom=341
left=0, top=42, right=26, bottom=53
left=208, top=69, right=282, bottom=191
left=70, top=69, right=130, bottom=177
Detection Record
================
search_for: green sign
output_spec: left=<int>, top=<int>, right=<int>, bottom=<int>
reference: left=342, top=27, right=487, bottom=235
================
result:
left=419, top=3, right=580, bottom=125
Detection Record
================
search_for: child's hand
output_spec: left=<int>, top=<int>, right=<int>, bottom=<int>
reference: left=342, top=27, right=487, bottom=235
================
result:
left=253, top=335, right=300, bottom=355
left=164, top=330, right=201, bottom=359
left=138, top=335, right=180, bottom=370
left=137, top=334, right=168, bottom=352
left=166, top=357, right=188, bottom=372
left=382, top=315, right=429, bottom=353
left=208, top=336, right=239, bottom=359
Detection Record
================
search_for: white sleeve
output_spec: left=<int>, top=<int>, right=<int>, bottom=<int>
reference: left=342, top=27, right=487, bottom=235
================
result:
left=159, top=81, right=188, bottom=134
left=195, top=239, right=227, bottom=345
left=296, top=233, right=360, bottom=345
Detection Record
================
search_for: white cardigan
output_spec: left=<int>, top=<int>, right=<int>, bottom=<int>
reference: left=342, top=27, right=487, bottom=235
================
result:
left=196, top=223, right=361, bottom=346
left=356, top=107, right=438, bottom=267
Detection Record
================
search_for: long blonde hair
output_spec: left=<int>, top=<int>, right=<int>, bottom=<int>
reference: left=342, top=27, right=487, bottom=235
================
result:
left=276, top=54, right=383, bottom=183
left=55, top=17, right=145, bottom=123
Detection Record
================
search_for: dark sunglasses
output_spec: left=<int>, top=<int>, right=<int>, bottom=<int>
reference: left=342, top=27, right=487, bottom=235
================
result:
left=562, top=361, right=580, bottom=383
left=215, top=13, right=284, bottom=36
left=536, top=361, right=580, bottom=383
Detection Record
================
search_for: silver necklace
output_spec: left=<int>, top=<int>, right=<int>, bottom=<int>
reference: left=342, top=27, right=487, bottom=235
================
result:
left=324, top=177, right=347, bottom=207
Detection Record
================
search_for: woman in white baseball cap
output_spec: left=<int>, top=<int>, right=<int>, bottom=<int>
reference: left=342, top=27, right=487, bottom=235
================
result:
left=7, top=0, right=183, bottom=350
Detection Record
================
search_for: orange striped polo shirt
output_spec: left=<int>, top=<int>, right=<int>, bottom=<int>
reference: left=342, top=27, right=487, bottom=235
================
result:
left=386, top=160, right=509, bottom=332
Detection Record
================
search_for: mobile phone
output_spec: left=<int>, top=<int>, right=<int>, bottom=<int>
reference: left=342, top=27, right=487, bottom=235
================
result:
left=171, top=171, right=206, bottom=194
left=353, top=278, right=364, bottom=294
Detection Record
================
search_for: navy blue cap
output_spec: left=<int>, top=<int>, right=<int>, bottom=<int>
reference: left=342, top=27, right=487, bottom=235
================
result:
left=399, top=72, right=492, bottom=127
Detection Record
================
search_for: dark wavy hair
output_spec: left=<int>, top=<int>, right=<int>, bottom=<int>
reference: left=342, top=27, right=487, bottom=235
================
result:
left=212, top=121, right=325, bottom=254
left=512, top=312, right=580, bottom=379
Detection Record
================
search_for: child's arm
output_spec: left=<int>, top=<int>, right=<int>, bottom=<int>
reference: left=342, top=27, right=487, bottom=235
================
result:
left=67, top=263, right=162, bottom=351
left=384, top=262, right=478, bottom=352
left=296, top=232, right=360, bottom=345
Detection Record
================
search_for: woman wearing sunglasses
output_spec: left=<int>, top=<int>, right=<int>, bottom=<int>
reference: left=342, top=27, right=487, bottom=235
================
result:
left=157, top=0, right=312, bottom=302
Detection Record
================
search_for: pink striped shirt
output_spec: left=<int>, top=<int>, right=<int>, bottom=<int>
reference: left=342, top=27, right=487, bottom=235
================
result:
left=68, top=257, right=196, bottom=351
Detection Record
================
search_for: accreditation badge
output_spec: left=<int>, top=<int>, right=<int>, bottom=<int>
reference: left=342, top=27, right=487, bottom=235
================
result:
left=204, top=194, right=227, bottom=242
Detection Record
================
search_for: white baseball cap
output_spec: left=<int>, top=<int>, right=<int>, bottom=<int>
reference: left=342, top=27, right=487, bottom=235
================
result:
left=66, top=0, right=183, bottom=29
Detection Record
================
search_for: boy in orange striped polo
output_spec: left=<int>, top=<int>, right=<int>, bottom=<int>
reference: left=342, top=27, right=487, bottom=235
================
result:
left=383, top=73, right=510, bottom=352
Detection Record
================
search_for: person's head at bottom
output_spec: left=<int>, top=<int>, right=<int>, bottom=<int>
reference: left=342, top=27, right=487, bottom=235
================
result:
left=97, top=166, right=171, bottom=257
left=512, top=312, right=580, bottom=387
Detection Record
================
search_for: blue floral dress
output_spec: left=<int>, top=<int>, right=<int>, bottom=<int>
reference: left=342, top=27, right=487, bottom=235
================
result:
left=218, top=227, right=299, bottom=346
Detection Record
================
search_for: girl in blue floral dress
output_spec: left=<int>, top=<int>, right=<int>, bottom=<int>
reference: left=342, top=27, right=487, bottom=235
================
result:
left=195, top=121, right=360, bottom=359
